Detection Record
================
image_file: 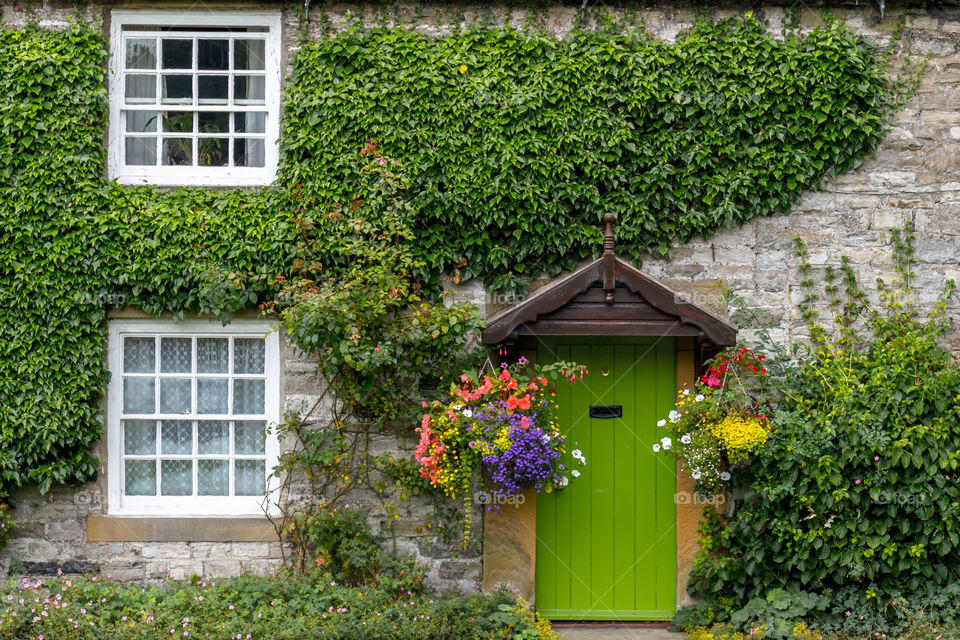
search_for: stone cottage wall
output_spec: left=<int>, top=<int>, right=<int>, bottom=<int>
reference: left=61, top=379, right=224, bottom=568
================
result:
left=1, top=0, right=959, bottom=592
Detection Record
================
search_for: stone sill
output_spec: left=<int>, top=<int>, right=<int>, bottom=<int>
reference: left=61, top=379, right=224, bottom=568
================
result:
left=87, top=515, right=279, bottom=543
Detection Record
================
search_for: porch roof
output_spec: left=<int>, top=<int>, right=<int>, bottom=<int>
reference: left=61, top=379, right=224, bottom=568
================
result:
left=481, top=215, right=737, bottom=348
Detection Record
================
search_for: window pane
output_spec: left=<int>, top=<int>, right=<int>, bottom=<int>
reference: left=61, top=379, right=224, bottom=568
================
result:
left=197, top=338, right=228, bottom=373
left=162, top=112, right=193, bottom=133
left=197, top=39, right=229, bottom=70
left=198, top=112, right=229, bottom=134
left=161, top=420, right=192, bottom=454
left=235, top=459, right=265, bottom=495
left=125, top=137, right=157, bottom=166
left=124, top=419, right=156, bottom=455
left=159, top=378, right=191, bottom=414
left=234, top=112, right=266, bottom=134
left=162, top=75, right=193, bottom=104
left=235, top=420, right=265, bottom=455
left=198, top=76, right=228, bottom=105
left=233, top=338, right=265, bottom=374
left=124, top=337, right=155, bottom=373
left=198, top=459, right=229, bottom=495
left=125, top=459, right=157, bottom=496
left=123, top=378, right=155, bottom=414
left=234, top=138, right=265, bottom=168
left=234, top=39, right=265, bottom=70
left=198, top=420, right=229, bottom=454
left=162, top=39, right=192, bottom=69
left=234, top=75, right=265, bottom=104
left=126, top=111, right=158, bottom=133
left=160, top=337, right=192, bottom=373
left=125, top=74, right=156, bottom=103
left=198, top=138, right=228, bottom=167
left=162, top=138, right=193, bottom=166
left=161, top=459, right=193, bottom=496
left=233, top=379, right=264, bottom=415
left=126, top=38, right=157, bottom=70
left=197, top=378, right=228, bottom=414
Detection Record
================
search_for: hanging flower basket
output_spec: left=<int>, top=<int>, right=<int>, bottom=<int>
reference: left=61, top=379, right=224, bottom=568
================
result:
left=415, top=358, right=589, bottom=511
left=654, top=346, right=771, bottom=495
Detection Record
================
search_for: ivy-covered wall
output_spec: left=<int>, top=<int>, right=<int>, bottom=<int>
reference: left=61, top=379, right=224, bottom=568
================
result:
left=2, top=0, right=957, bottom=584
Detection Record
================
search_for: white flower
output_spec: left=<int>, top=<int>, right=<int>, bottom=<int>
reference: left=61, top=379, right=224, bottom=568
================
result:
left=571, top=470, right=581, bottom=478
left=657, top=419, right=667, bottom=427
left=542, top=434, right=550, bottom=444
left=660, top=437, right=672, bottom=450
left=462, top=409, right=473, bottom=418
left=695, top=394, right=704, bottom=402
left=453, top=404, right=463, bottom=411
left=579, top=456, right=586, bottom=466
left=681, top=434, right=692, bottom=445
left=682, top=389, right=690, bottom=396
left=571, top=449, right=583, bottom=460
left=652, top=444, right=661, bottom=453
left=720, top=472, right=731, bottom=481
left=691, top=469, right=702, bottom=480
left=559, top=476, right=569, bottom=487
left=668, top=410, right=681, bottom=423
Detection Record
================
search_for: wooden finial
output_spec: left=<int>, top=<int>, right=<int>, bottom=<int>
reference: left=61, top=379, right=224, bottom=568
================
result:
left=602, top=214, right=616, bottom=304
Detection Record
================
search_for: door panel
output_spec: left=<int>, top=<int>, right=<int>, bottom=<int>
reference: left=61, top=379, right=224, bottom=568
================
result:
left=535, top=337, right=676, bottom=620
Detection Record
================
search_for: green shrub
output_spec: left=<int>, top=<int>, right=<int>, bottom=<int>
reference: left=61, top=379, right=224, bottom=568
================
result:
left=690, top=226, right=960, bottom=635
left=0, top=571, right=555, bottom=640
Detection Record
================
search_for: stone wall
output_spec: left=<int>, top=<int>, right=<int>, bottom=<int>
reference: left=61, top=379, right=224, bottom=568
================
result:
left=1, top=0, right=959, bottom=596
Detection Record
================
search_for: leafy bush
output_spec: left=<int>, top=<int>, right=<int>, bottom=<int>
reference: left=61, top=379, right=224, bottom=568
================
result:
left=689, top=225, right=960, bottom=635
left=0, top=571, right=556, bottom=640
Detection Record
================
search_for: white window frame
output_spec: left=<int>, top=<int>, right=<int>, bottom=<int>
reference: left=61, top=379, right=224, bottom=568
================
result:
left=107, top=10, right=282, bottom=187
left=107, top=319, right=281, bottom=516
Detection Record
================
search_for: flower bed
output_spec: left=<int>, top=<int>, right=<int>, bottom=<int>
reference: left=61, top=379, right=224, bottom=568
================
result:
left=0, top=571, right=555, bottom=640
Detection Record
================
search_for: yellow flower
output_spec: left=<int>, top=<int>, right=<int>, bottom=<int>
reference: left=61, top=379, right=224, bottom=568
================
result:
left=458, top=64, right=467, bottom=74
left=711, top=414, right=768, bottom=462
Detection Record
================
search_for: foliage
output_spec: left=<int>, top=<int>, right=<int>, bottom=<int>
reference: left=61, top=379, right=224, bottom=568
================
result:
left=263, top=149, right=484, bottom=559
left=0, top=8, right=918, bottom=541
left=282, top=504, right=425, bottom=592
left=287, top=13, right=920, bottom=294
left=415, top=359, right=588, bottom=542
left=729, top=589, right=830, bottom=640
left=688, top=224, right=960, bottom=636
left=654, top=347, right=771, bottom=494
left=0, top=571, right=555, bottom=640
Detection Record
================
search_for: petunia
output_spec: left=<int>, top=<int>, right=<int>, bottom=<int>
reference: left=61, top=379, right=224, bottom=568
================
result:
left=571, top=470, right=581, bottom=478
left=652, top=444, right=661, bottom=453
left=681, top=434, right=692, bottom=444
left=660, top=436, right=672, bottom=450
left=695, top=394, right=704, bottom=402
left=720, top=472, right=731, bottom=481
left=657, top=419, right=667, bottom=427
left=668, top=410, right=680, bottom=423
left=691, top=469, right=702, bottom=480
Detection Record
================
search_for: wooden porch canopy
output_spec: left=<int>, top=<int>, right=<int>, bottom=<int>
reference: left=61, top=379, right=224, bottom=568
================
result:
left=481, top=215, right=737, bottom=348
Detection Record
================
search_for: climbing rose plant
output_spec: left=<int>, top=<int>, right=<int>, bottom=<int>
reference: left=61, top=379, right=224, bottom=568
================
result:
left=655, top=346, right=771, bottom=494
left=415, top=359, right=588, bottom=537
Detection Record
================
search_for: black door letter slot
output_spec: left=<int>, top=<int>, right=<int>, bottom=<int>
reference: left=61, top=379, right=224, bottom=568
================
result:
left=589, top=405, right=622, bottom=419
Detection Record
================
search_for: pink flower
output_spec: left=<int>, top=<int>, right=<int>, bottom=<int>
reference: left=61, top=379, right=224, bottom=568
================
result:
left=855, top=479, right=861, bottom=485
left=374, top=347, right=380, bottom=353
left=874, top=456, right=880, bottom=461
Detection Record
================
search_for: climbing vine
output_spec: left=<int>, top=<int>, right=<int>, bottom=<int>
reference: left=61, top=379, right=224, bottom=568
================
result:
left=0, top=10, right=920, bottom=519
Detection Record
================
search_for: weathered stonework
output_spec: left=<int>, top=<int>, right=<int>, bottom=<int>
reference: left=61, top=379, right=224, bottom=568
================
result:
left=2, top=0, right=959, bottom=608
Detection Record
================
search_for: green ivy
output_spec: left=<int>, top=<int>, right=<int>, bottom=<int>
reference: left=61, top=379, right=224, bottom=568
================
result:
left=0, top=12, right=914, bottom=503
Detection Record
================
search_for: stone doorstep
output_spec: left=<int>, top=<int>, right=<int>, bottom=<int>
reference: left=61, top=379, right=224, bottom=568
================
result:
left=553, top=623, right=685, bottom=640
left=553, top=622, right=684, bottom=640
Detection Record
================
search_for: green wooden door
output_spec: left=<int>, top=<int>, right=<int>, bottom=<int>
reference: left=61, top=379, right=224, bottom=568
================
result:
left=535, top=337, right=676, bottom=620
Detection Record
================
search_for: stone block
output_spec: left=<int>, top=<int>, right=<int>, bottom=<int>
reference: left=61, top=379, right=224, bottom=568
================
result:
left=230, top=542, right=275, bottom=559
left=100, top=561, right=147, bottom=582
left=46, top=519, right=83, bottom=542
left=141, top=543, right=192, bottom=559
left=202, top=560, right=244, bottom=578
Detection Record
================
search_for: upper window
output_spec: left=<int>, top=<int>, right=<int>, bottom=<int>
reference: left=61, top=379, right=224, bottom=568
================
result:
left=107, top=319, right=281, bottom=516
left=108, top=11, right=281, bottom=187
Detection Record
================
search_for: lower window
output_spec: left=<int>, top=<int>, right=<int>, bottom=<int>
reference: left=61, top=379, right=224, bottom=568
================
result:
left=107, top=319, right=280, bottom=516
